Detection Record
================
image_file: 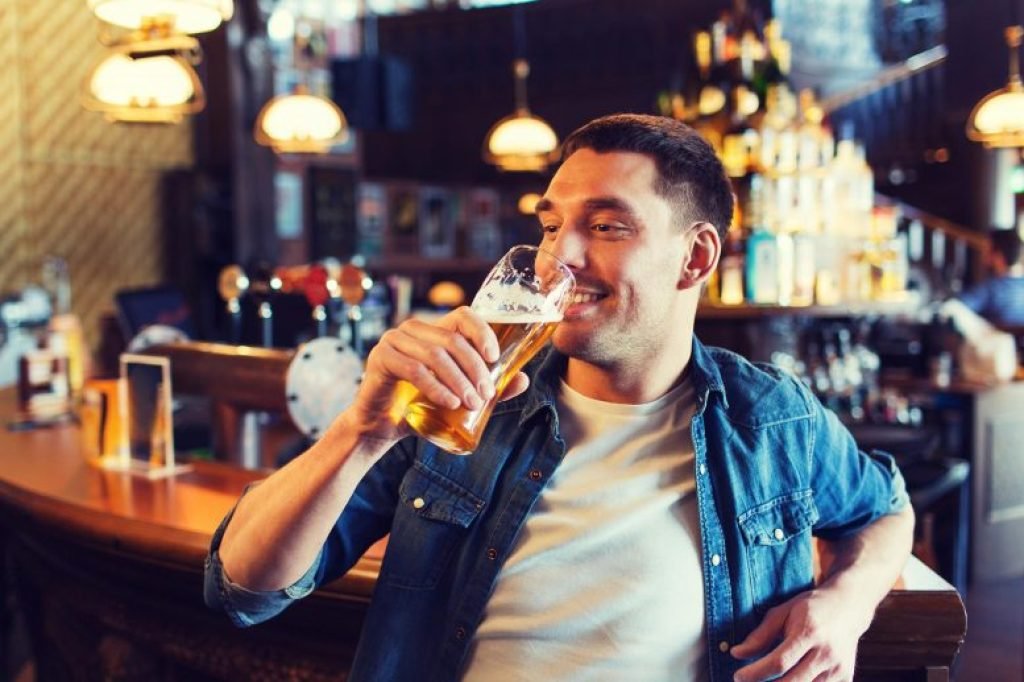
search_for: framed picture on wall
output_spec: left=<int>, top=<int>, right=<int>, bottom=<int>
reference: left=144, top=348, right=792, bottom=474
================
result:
left=357, top=182, right=387, bottom=257
left=308, top=166, right=359, bottom=261
left=465, top=188, right=502, bottom=260
left=419, top=186, right=455, bottom=258
left=275, top=171, right=304, bottom=240
left=387, top=183, right=420, bottom=255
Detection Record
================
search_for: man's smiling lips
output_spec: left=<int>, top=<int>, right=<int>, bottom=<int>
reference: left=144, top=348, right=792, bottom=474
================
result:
left=564, top=289, right=608, bottom=319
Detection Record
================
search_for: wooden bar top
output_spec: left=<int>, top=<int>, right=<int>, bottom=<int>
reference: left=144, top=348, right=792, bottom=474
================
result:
left=0, top=389, right=966, bottom=680
left=0, top=390, right=381, bottom=599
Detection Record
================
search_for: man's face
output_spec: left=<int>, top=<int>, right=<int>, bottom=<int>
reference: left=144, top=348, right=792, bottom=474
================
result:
left=535, top=149, right=694, bottom=366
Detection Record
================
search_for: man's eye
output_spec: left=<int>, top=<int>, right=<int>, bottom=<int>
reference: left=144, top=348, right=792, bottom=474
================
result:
left=540, top=224, right=559, bottom=234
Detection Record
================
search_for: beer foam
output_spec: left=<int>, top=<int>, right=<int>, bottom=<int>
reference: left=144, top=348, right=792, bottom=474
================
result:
left=472, top=284, right=569, bottom=320
left=477, top=310, right=563, bottom=324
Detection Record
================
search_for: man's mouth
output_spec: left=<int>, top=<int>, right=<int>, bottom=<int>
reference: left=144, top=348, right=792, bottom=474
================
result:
left=571, top=292, right=603, bottom=304
left=564, top=289, right=608, bottom=318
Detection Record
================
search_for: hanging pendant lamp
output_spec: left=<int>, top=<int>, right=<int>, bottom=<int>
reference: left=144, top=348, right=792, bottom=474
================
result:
left=483, top=59, right=559, bottom=172
left=254, top=85, right=349, bottom=154
left=967, top=25, right=1024, bottom=148
left=87, top=0, right=233, bottom=35
left=83, top=40, right=205, bottom=123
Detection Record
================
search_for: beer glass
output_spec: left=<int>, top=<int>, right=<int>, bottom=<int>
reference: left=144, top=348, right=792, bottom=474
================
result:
left=399, top=245, right=575, bottom=454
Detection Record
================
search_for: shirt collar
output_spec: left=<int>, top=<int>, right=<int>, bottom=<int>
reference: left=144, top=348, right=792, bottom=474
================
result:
left=514, top=334, right=728, bottom=426
left=689, top=335, right=729, bottom=412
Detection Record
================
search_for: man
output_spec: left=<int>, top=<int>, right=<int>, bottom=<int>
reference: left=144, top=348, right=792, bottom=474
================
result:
left=205, top=114, right=913, bottom=682
left=959, top=227, right=1024, bottom=327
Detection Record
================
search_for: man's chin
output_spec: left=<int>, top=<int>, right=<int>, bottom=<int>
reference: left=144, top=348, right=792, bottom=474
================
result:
left=552, top=326, right=596, bottom=358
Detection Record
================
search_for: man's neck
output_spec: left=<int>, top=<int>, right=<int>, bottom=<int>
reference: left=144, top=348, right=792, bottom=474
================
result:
left=565, top=336, right=694, bottom=404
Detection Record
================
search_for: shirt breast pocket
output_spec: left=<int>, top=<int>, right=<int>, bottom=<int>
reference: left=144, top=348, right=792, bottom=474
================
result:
left=379, top=463, right=485, bottom=590
left=738, top=490, right=819, bottom=616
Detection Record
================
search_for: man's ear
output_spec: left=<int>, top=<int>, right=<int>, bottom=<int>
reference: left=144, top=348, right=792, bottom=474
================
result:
left=679, top=222, right=721, bottom=289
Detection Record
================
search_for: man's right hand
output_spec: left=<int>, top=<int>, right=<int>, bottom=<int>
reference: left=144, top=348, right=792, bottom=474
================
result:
left=342, top=306, right=525, bottom=446
left=219, top=307, right=515, bottom=592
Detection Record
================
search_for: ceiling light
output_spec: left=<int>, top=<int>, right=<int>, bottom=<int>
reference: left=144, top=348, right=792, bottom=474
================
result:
left=483, top=59, right=558, bottom=172
left=967, top=26, right=1024, bottom=148
left=254, top=86, right=349, bottom=154
left=87, top=0, right=233, bottom=35
left=83, top=51, right=204, bottom=123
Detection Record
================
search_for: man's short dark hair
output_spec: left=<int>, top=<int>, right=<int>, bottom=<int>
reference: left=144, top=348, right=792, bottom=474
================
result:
left=560, top=114, right=735, bottom=237
left=990, top=228, right=1023, bottom=269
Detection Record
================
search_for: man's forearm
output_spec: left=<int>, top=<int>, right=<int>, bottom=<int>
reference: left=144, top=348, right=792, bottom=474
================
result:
left=218, top=412, right=394, bottom=592
left=819, top=504, right=916, bottom=632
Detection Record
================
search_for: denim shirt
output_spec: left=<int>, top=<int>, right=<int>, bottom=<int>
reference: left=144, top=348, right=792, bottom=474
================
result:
left=204, top=337, right=909, bottom=682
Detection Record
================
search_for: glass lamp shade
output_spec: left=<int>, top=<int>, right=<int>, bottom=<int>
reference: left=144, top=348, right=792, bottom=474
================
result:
left=967, top=86, right=1024, bottom=148
left=84, top=53, right=204, bottom=123
left=966, top=25, right=1024, bottom=148
left=254, top=92, right=349, bottom=154
left=87, top=0, right=233, bottom=34
left=483, top=111, right=559, bottom=172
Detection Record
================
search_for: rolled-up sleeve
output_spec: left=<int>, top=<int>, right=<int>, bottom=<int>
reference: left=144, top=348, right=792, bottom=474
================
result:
left=806, top=389, right=910, bottom=540
left=203, top=439, right=417, bottom=627
left=203, top=484, right=324, bottom=627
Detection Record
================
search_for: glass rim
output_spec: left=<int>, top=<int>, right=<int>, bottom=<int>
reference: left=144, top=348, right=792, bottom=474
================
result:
left=504, top=243, right=574, bottom=277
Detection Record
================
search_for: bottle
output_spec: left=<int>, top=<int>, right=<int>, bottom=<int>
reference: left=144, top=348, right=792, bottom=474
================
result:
left=721, top=85, right=760, bottom=178
left=719, top=225, right=747, bottom=305
left=791, top=227, right=816, bottom=306
left=745, top=176, right=780, bottom=304
left=752, top=19, right=791, bottom=103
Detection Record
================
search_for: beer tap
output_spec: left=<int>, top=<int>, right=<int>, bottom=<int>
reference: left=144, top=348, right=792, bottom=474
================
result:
left=217, top=265, right=249, bottom=344
left=338, top=263, right=371, bottom=357
left=303, top=264, right=332, bottom=338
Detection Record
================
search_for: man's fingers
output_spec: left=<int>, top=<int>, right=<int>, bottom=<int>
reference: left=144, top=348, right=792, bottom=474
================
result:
left=498, top=372, right=529, bottom=402
left=385, top=325, right=491, bottom=409
left=446, top=307, right=500, bottom=365
left=731, top=605, right=788, bottom=659
left=378, top=350, right=460, bottom=411
left=777, top=648, right=825, bottom=682
left=733, top=635, right=814, bottom=682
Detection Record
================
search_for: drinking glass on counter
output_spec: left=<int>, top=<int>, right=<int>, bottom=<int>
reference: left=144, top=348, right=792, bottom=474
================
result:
left=397, top=245, right=575, bottom=455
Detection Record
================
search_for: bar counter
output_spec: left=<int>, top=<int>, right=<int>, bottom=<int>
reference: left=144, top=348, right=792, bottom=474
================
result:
left=0, top=391, right=965, bottom=681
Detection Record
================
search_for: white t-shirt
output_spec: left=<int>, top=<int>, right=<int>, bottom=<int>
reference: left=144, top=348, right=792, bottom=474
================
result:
left=461, top=378, right=706, bottom=681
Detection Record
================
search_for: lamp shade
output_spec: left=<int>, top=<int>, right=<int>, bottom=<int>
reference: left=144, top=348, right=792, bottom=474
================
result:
left=966, top=25, right=1024, bottom=148
left=84, top=52, right=204, bottom=123
left=87, top=0, right=233, bottom=34
left=967, top=88, right=1024, bottom=148
left=255, top=91, right=349, bottom=154
left=483, top=111, right=559, bottom=172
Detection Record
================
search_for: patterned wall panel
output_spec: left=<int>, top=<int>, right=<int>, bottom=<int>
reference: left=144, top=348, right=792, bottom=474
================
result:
left=0, top=0, right=194, bottom=351
left=23, top=163, right=165, bottom=343
left=0, top=4, right=28, bottom=291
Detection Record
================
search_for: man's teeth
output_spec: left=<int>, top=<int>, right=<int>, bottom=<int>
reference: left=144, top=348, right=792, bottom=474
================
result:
left=572, top=292, right=601, bottom=304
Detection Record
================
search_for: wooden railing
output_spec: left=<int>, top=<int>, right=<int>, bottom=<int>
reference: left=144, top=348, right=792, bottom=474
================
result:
left=879, top=195, right=990, bottom=295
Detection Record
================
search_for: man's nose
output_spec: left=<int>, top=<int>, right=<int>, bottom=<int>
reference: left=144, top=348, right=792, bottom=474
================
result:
left=546, top=228, right=586, bottom=272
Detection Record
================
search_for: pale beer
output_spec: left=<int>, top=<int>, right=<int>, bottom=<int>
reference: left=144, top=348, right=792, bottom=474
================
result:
left=400, top=312, right=562, bottom=454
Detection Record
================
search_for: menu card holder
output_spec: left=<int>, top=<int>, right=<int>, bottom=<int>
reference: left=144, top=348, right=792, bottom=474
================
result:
left=107, top=354, right=190, bottom=479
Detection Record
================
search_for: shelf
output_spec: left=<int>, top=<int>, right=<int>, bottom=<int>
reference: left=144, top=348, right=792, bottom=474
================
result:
left=698, top=295, right=923, bottom=320
left=363, top=256, right=493, bottom=274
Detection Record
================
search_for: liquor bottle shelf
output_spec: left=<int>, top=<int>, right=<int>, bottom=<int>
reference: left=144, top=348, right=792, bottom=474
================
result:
left=698, top=294, right=923, bottom=319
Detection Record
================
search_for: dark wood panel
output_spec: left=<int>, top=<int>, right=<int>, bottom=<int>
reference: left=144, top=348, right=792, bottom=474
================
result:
left=143, top=341, right=294, bottom=413
left=362, top=0, right=731, bottom=183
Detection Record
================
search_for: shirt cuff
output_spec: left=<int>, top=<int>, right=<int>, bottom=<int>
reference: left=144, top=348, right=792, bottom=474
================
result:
left=868, top=449, right=912, bottom=514
left=203, top=483, right=324, bottom=627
